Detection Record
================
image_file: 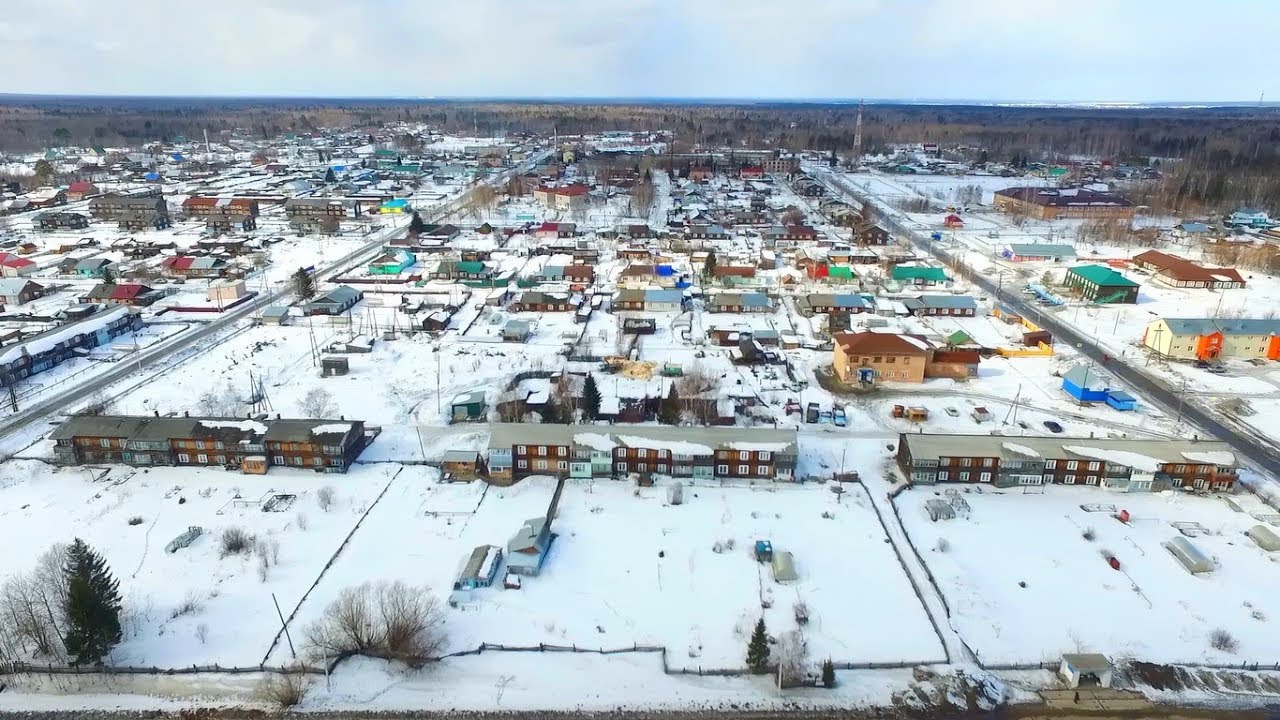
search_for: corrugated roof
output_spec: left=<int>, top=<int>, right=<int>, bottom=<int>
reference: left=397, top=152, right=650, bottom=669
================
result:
left=1069, top=264, right=1138, bottom=287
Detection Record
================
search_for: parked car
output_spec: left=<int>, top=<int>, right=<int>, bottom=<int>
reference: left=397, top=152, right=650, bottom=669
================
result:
left=833, top=407, right=847, bottom=427
left=819, top=410, right=832, bottom=423
left=1207, top=365, right=1227, bottom=374
left=1043, top=420, right=1064, bottom=433
left=1193, top=360, right=1211, bottom=369
left=944, top=406, right=959, bottom=417
left=805, top=402, right=819, bottom=424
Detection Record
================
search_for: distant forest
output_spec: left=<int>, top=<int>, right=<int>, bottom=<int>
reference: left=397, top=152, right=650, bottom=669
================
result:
left=3, top=96, right=1279, bottom=214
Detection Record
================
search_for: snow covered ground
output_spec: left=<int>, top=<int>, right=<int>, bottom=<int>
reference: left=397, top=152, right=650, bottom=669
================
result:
left=898, top=484, right=1280, bottom=666
left=271, top=472, right=945, bottom=669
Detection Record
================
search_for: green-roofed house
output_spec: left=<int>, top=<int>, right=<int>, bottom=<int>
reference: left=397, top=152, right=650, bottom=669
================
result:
left=828, top=265, right=855, bottom=283
left=891, top=265, right=949, bottom=287
left=1065, top=265, right=1140, bottom=304
left=946, top=330, right=974, bottom=347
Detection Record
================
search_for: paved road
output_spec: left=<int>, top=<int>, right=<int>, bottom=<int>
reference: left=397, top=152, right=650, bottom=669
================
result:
left=808, top=164, right=1280, bottom=475
left=0, top=153, right=552, bottom=439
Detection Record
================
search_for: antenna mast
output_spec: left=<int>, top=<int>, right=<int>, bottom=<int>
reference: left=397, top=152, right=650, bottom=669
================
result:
left=852, top=100, right=864, bottom=166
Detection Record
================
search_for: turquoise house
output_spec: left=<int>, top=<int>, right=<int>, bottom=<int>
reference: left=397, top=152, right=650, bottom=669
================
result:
left=368, top=250, right=414, bottom=275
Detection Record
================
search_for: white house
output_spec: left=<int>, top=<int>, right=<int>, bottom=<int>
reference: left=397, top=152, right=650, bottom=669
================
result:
left=1226, top=208, right=1273, bottom=229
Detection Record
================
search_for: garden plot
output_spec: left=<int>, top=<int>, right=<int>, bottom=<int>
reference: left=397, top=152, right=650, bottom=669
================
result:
left=274, top=473, right=944, bottom=669
left=0, top=459, right=393, bottom=668
left=898, top=484, right=1280, bottom=665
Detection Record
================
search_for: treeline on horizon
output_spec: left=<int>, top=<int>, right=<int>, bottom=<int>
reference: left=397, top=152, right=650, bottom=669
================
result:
left=2, top=98, right=1279, bottom=214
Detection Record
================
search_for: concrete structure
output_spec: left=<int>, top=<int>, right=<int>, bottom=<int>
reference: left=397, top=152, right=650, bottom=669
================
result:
left=1060, top=654, right=1114, bottom=688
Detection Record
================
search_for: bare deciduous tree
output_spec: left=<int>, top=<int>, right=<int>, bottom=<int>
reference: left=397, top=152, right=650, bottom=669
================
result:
left=304, top=581, right=445, bottom=665
left=316, top=486, right=336, bottom=512
left=775, top=629, right=809, bottom=688
left=299, top=388, right=337, bottom=418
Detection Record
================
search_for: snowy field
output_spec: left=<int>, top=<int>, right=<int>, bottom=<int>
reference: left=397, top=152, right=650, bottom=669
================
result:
left=272, top=473, right=946, bottom=669
left=898, top=484, right=1280, bottom=665
left=0, top=459, right=396, bottom=667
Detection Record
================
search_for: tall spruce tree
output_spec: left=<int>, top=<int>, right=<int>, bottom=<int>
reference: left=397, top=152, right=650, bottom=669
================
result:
left=582, top=373, right=602, bottom=421
left=62, top=539, right=122, bottom=665
left=659, top=384, right=681, bottom=425
left=822, top=658, right=837, bottom=688
left=703, top=250, right=717, bottom=281
left=409, top=211, right=427, bottom=237
left=292, top=267, right=315, bottom=301
left=746, top=617, right=770, bottom=673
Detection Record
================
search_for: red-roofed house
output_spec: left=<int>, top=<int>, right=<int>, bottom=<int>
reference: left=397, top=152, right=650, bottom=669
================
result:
left=533, top=222, right=577, bottom=239
left=943, top=214, right=965, bottom=228
left=80, top=283, right=162, bottom=307
left=0, top=253, right=37, bottom=277
left=533, top=184, right=590, bottom=211
left=739, top=166, right=765, bottom=181
left=1131, top=250, right=1246, bottom=289
left=66, top=181, right=100, bottom=201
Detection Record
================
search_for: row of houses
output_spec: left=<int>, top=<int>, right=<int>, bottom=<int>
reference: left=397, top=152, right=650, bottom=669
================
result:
left=0, top=306, right=141, bottom=387
left=896, top=433, right=1238, bottom=492
left=51, top=414, right=372, bottom=473
left=486, top=423, right=798, bottom=483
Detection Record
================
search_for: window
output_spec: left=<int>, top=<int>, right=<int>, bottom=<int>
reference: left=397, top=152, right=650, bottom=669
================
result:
left=178, top=453, right=190, bottom=463
left=980, top=472, right=991, bottom=482
left=959, top=472, right=970, bottom=482
left=657, top=464, right=668, bottom=473
left=739, top=451, right=749, bottom=461
left=1088, top=462, right=1100, bottom=471
left=638, top=449, right=648, bottom=458
left=537, top=446, right=547, bottom=456
left=887, top=356, right=896, bottom=363
left=517, top=445, right=526, bottom=454
left=637, top=463, right=647, bottom=472
left=760, top=451, right=771, bottom=461
left=757, top=465, right=768, bottom=476
left=197, top=453, right=208, bottom=464
left=959, top=457, right=971, bottom=467
left=982, top=458, right=995, bottom=467
left=618, top=462, right=628, bottom=472
left=195, top=441, right=205, bottom=450
left=314, top=457, right=323, bottom=467
left=273, top=455, right=284, bottom=465
left=329, top=459, right=343, bottom=467
left=1086, top=475, right=1098, bottom=484
left=293, top=457, right=303, bottom=466
left=737, top=464, right=749, bottom=475
left=557, top=461, right=567, bottom=471
left=517, top=460, right=527, bottom=469
left=716, top=464, right=729, bottom=474
left=873, top=356, right=882, bottom=363
left=1045, top=460, right=1057, bottom=469
left=1065, top=474, right=1076, bottom=484
left=535, top=460, right=548, bottom=470
left=1066, top=460, right=1078, bottom=471
left=939, top=456, right=951, bottom=465
left=903, top=357, right=911, bottom=365
left=938, top=471, right=949, bottom=481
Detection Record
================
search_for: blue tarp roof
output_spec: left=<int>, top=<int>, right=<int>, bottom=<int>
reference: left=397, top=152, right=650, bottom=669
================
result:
left=655, top=264, right=675, bottom=276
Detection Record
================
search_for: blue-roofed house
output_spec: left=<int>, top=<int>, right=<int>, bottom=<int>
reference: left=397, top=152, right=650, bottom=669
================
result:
left=1226, top=208, right=1274, bottom=229
left=301, top=285, right=364, bottom=316
left=378, top=198, right=411, bottom=214
left=1061, top=364, right=1136, bottom=411
left=905, top=294, right=978, bottom=317
left=1001, top=243, right=1077, bottom=263
left=1173, top=221, right=1212, bottom=239
left=708, top=291, right=772, bottom=313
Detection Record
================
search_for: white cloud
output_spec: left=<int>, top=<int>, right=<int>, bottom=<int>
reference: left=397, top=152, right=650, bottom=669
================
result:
left=0, top=0, right=1274, bottom=102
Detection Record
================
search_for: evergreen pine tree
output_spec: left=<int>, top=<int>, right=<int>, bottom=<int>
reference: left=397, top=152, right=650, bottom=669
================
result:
left=409, top=211, right=427, bottom=237
left=746, top=618, right=770, bottom=673
left=659, top=384, right=681, bottom=426
left=62, top=539, right=122, bottom=666
left=292, top=267, right=315, bottom=301
left=582, top=373, right=602, bottom=421
left=703, top=250, right=717, bottom=281
left=98, top=265, right=115, bottom=285
left=324, top=167, right=336, bottom=183
left=822, top=658, right=837, bottom=688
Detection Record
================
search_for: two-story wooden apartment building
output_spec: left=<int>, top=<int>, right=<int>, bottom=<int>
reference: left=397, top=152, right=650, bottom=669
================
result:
left=0, top=307, right=141, bottom=387
left=88, top=194, right=169, bottom=223
left=486, top=423, right=798, bottom=484
left=51, top=415, right=371, bottom=473
left=896, top=433, right=1238, bottom=492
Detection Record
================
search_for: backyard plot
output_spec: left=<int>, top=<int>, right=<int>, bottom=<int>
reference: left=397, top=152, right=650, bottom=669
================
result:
left=897, top=485, right=1280, bottom=665
left=274, top=474, right=944, bottom=669
left=0, top=459, right=393, bottom=668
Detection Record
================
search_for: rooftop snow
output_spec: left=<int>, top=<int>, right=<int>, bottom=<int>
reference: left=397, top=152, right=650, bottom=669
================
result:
left=199, top=420, right=269, bottom=434
left=311, top=423, right=354, bottom=435
left=1061, top=445, right=1162, bottom=473
left=1001, top=442, right=1040, bottom=458
left=1181, top=450, right=1235, bottom=466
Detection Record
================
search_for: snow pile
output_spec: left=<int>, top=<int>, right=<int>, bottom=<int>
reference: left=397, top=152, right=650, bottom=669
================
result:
left=615, top=435, right=714, bottom=455
left=1001, top=442, right=1040, bottom=458
left=311, top=423, right=354, bottom=435
left=1061, top=445, right=1162, bottom=472
left=724, top=441, right=794, bottom=452
left=198, top=419, right=268, bottom=434
left=573, top=433, right=616, bottom=452
left=1182, top=450, right=1235, bottom=466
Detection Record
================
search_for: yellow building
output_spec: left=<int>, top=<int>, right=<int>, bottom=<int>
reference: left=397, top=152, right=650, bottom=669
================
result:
left=1142, top=318, right=1280, bottom=362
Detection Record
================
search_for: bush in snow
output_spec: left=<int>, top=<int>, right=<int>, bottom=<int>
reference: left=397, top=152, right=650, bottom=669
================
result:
left=256, top=672, right=310, bottom=709
left=1209, top=629, right=1239, bottom=653
left=219, top=527, right=256, bottom=558
left=935, top=538, right=950, bottom=553
left=296, top=512, right=309, bottom=531
left=316, top=485, right=336, bottom=512
left=1081, top=527, right=1096, bottom=541
left=195, top=623, right=209, bottom=645
left=304, top=581, right=444, bottom=665
left=169, top=590, right=203, bottom=619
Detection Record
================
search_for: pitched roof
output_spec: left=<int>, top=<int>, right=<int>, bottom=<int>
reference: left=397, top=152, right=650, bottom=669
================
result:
left=1132, top=250, right=1245, bottom=284
left=834, top=331, right=932, bottom=355
left=995, top=186, right=1132, bottom=208
left=1007, top=243, right=1077, bottom=257
left=1069, top=264, right=1139, bottom=288
left=891, top=265, right=948, bottom=282
left=1159, top=318, right=1280, bottom=337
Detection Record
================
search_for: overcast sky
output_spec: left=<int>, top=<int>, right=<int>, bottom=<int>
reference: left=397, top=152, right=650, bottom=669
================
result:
left=3, top=0, right=1275, bottom=103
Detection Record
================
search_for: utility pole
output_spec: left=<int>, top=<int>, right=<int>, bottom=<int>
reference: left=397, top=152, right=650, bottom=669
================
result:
left=272, top=592, right=296, bottom=659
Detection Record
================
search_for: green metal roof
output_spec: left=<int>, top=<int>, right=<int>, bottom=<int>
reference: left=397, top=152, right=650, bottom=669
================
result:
left=891, top=266, right=948, bottom=282
left=828, top=265, right=854, bottom=279
left=456, top=261, right=486, bottom=274
left=1069, top=264, right=1138, bottom=287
